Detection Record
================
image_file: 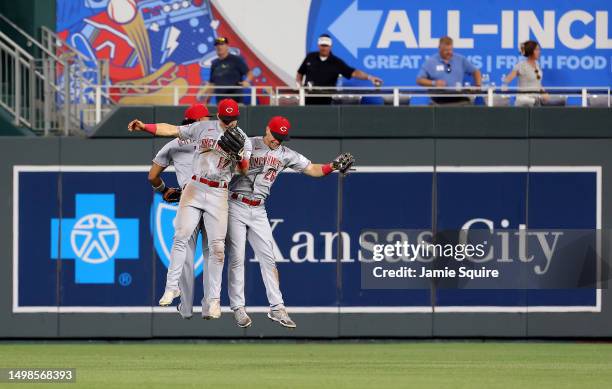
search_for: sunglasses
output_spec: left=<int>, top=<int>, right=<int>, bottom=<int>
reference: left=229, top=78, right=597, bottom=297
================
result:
left=219, top=116, right=238, bottom=125
left=270, top=133, right=285, bottom=143
left=534, top=68, right=541, bottom=80
left=446, top=63, right=452, bottom=73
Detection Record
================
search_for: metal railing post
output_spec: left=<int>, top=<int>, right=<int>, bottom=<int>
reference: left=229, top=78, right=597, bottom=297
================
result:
left=581, top=88, right=588, bottom=107
left=487, top=87, right=494, bottom=107
left=250, top=86, right=256, bottom=106
left=97, top=59, right=103, bottom=86
left=45, top=28, right=52, bottom=66
left=63, top=61, right=70, bottom=135
left=173, top=85, right=179, bottom=105
left=298, top=87, right=305, bottom=106
left=14, top=50, right=20, bottom=125
left=95, top=85, right=102, bottom=124
left=28, top=57, right=35, bottom=127
left=393, top=88, right=399, bottom=106
left=43, top=57, right=50, bottom=136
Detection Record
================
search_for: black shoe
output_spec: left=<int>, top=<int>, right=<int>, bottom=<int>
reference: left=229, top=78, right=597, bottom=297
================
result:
left=176, top=303, right=192, bottom=320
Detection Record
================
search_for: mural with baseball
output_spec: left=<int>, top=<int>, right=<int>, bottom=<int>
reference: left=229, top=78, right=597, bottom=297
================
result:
left=57, top=0, right=285, bottom=104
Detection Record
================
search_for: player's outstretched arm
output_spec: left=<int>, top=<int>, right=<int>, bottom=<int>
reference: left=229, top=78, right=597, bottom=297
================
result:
left=303, top=153, right=355, bottom=177
left=303, top=163, right=332, bottom=177
left=128, top=119, right=179, bottom=137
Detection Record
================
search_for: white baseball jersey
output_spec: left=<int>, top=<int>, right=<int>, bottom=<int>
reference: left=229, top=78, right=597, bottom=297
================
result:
left=178, top=120, right=252, bottom=182
left=152, top=138, right=197, bottom=188
left=229, top=136, right=311, bottom=200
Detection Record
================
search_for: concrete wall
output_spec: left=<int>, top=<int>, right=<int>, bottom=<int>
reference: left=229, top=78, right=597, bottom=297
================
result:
left=92, top=106, right=612, bottom=139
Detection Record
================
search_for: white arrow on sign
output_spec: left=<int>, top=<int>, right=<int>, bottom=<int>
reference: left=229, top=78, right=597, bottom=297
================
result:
left=328, top=0, right=382, bottom=58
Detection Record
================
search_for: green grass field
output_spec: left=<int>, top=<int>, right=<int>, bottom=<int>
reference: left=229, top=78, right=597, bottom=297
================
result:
left=1, top=342, right=612, bottom=388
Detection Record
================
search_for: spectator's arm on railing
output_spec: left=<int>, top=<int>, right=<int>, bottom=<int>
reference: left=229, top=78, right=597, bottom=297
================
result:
left=241, top=70, right=254, bottom=87
left=504, top=70, right=518, bottom=85
left=200, top=83, right=215, bottom=104
left=295, top=72, right=304, bottom=89
left=472, top=69, right=482, bottom=87
left=417, top=78, right=446, bottom=87
left=352, top=69, right=383, bottom=86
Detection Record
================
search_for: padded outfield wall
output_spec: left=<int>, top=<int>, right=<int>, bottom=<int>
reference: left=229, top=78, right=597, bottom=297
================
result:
left=2, top=106, right=612, bottom=338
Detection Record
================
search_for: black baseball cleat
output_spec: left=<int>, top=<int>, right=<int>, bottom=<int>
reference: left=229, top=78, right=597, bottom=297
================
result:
left=176, top=303, right=192, bottom=320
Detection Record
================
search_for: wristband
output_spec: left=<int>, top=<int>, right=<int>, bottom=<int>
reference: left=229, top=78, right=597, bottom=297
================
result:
left=322, top=163, right=333, bottom=176
left=144, top=123, right=158, bottom=135
left=152, top=180, right=166, bottom=193
left=238, top=158, right=248, bottom=170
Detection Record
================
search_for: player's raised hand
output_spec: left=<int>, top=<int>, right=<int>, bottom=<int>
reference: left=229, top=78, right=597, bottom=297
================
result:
left=128, top=119, right=145, bottom=132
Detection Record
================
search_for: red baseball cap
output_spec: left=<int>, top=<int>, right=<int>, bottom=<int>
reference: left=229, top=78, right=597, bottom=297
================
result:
left=268, top=116, right=291, bottom=141
left=217, top=98, right=240, bottom=118
left=184, top=104, right=210, bottom=120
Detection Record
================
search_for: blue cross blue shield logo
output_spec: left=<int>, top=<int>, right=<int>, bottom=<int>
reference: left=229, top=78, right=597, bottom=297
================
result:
left=50, top=194, right=139, bottom=284
left=150, top=194, right=205, bottom=276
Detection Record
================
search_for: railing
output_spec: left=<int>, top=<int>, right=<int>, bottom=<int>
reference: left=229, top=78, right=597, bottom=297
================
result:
left=0, top=31, right=52, bottom=132
left=0, top=10, right=608, bottom=134
left=40, top=26, right=110, bottom=87
left=88, top=84, right=610, bottom=124
left=274, top=85, right=611, bottom=107
left=0, top=14, right=114, bottom=135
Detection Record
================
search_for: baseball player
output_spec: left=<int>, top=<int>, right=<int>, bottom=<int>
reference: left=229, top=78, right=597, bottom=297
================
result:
left=128, top=98, right=251, bottom=319
left=223, top=116, right=354, bottom=328
left=147, top=104, right=210, bottom=319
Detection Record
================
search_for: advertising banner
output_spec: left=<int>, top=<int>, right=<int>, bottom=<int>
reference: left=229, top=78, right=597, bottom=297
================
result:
left=57, top=0, right=611, bottom=103
left=13, top=166, right=600, bottom=313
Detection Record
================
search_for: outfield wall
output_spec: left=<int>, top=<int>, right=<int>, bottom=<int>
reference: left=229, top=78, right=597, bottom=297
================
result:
left=2, top=107, right=612, bottom=338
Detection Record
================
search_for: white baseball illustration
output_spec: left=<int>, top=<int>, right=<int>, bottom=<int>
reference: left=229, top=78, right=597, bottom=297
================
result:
left=107, top=0, right=138, bottom=25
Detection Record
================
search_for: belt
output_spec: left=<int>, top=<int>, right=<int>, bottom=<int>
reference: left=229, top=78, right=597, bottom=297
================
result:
left=231, top=192, right=262, bottom=206
left=191, top=175, right=228, bottom=188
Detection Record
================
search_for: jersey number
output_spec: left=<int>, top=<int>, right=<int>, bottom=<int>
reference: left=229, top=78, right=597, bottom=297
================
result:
left=217, top=158, right=231, bottom=169
left=263, top=169, right=277, bottom=182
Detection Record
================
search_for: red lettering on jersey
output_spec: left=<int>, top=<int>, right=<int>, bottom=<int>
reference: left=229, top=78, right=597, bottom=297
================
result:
left=249, top=154, right=282, bottom=170
left=198, top=138, right=216, bottom=152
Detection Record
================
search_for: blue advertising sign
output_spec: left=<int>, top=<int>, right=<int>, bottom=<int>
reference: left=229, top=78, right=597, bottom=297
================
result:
left=307, top=0, right=612, bottom=87
left=12, top=166, right=600, bottom=313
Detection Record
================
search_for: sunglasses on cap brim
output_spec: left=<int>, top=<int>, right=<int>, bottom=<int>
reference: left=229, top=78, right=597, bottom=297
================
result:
left=271, top=132, right=289, bottom=142
left=219, top=115, right=239, bottom=124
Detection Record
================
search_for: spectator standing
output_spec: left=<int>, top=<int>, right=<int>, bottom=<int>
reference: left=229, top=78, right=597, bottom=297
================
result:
left=504, top=40, right=546, bottom=106
left=296, top=34, right=382, bottom=105
left=417, top=36, right=482, bottom=105
left=204, top=37, right=253, bottom=104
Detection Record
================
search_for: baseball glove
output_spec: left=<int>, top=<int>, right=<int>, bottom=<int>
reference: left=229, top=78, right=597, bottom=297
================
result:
left=218, top=127, right=246, bottom=160
left=332, top=153, right=355, bottom=175
left=162, top=187, right=182, bottom=203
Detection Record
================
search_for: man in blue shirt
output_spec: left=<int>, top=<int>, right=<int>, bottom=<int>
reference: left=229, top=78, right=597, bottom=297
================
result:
left=417, top=36, right=481, bottom=104
left=204, top=37, right=253, bottom=104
